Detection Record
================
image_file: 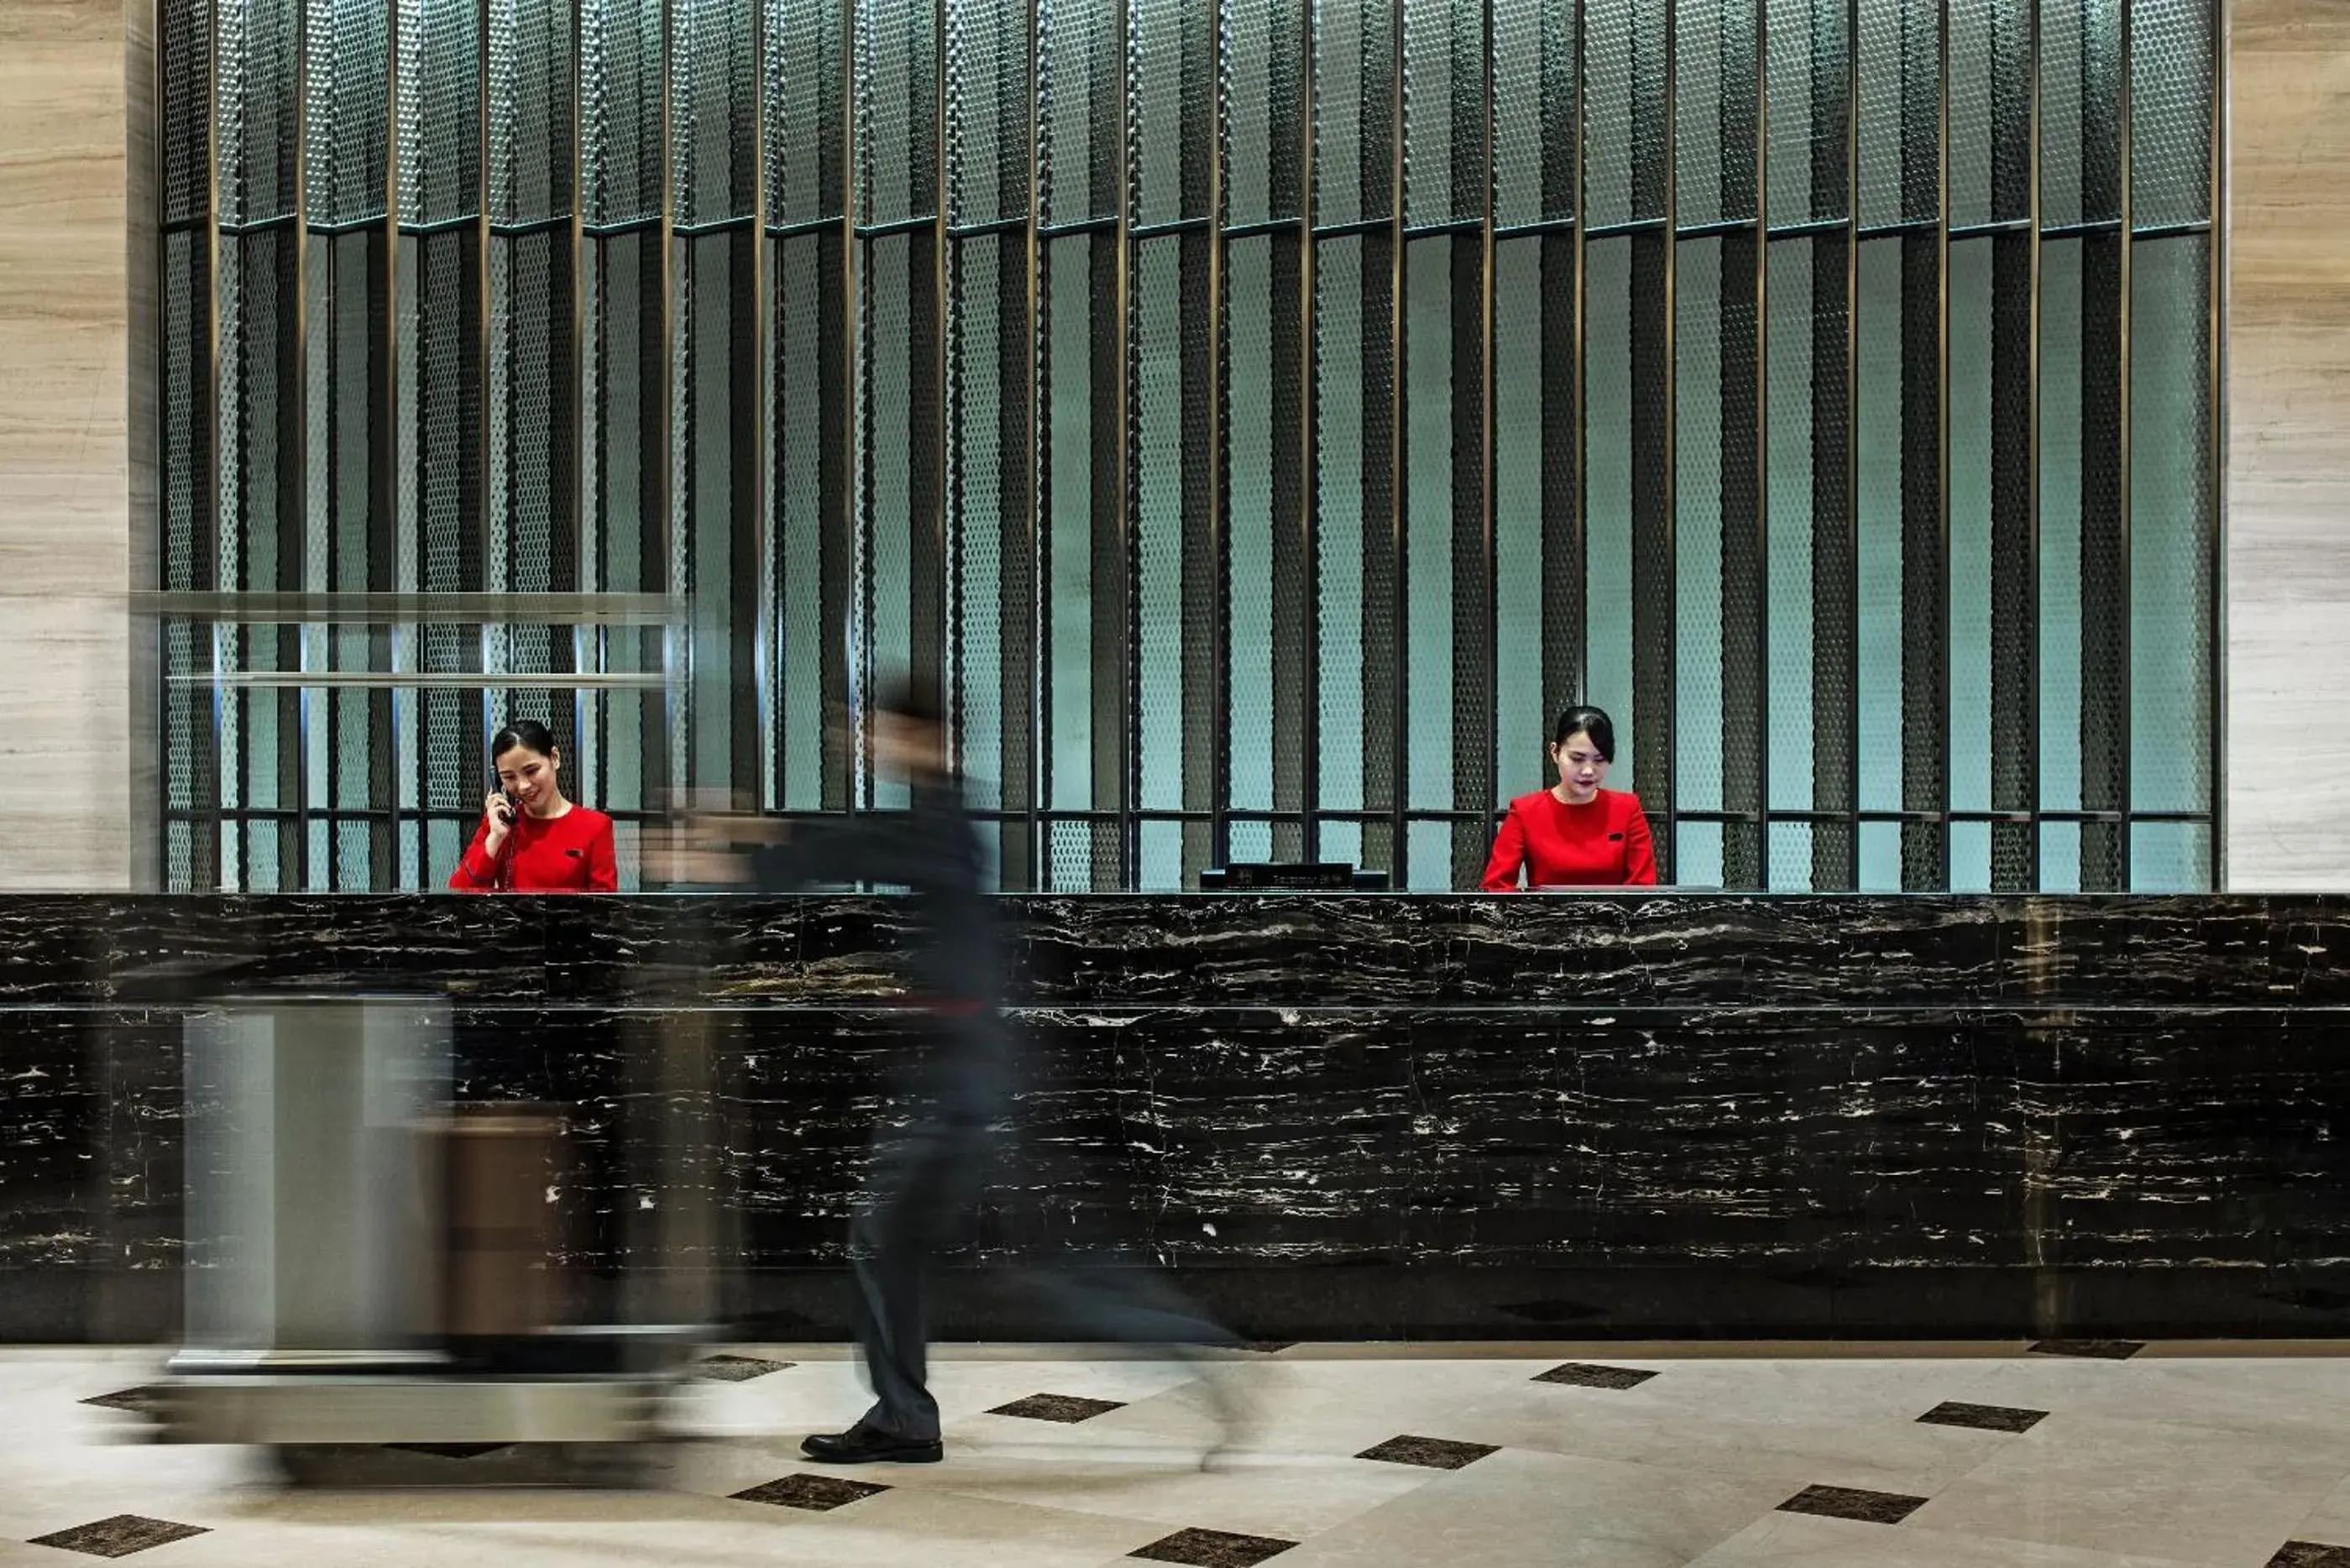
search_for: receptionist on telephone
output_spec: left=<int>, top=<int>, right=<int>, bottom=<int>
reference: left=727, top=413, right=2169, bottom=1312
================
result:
left=1479, top=705, right=1658, bottom=890
left=449, top=719, right=619, bottom=893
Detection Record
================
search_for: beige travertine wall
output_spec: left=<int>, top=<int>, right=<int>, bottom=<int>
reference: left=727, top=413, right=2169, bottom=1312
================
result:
left=0, top=0, right=2339, bottom=890
left=2226, top=0, right=2350, bottom=888
left=0, top=0, right=129, bottom=890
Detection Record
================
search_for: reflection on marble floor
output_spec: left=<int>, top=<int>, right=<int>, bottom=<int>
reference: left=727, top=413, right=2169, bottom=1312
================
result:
left=10, top=1343, right=2350, bottom=1566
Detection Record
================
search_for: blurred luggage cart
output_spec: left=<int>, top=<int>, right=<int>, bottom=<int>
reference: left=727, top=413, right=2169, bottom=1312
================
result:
left=144, top=992, right=723, bottom=1485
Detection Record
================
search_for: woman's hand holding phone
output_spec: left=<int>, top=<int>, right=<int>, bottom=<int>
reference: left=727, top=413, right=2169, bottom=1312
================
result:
left=483, top=790, right=516, bottom=851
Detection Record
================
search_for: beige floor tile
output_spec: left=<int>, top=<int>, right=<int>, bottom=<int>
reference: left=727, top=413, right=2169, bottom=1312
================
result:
left=1685, top=1511, right=2211, bottom=1568
left=1271, top=1447, right=1793, bottom=1568
left=2272, top=1471, right=2350, bottom=1554
left=1905, top=1410, right=2350, bottom=1565
left=1960, top=1356, right=2350, bottom=1459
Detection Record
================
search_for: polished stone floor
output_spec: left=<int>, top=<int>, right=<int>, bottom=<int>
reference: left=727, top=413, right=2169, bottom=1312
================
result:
left=10, top=1341, right=2350, bottom=1566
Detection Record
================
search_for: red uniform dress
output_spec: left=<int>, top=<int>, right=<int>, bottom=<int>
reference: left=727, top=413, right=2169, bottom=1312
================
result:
left=449, top=804, right=619, bottom=893
left=1479, top=787, right=1658, bottom=890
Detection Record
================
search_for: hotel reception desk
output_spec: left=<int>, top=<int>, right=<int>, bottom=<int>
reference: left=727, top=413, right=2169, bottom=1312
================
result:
left=4, top=891, right=2347, bottom=1343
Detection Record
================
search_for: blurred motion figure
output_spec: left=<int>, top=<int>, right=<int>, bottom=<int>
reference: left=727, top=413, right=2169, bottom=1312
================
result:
left=703, top=676, right=1237, bottom=1466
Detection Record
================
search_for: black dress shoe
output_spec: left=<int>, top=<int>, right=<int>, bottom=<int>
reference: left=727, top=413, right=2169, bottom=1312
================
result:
left=800, top=1424, right=944, bottom=1465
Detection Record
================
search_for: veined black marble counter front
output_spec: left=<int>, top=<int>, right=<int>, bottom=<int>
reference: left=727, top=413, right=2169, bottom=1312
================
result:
left=5, top=892, right=2349, bottom=1342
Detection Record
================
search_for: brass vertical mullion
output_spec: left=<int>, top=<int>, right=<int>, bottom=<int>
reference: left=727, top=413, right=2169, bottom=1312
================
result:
left=1752, top=0, right=1769, bottom=887
left=2206, top=0, right=2227, bottom=887
left=1116, top=0, right=1133, bottom=881
left=753, top=0, right=772, bottom=812
left=1480, top=0, right=1498, bottom=856
left=202, top=0, right=224, bottom=888
left=290, top=0, right=311, bottom=890
left=839, top=0, right=857, bottom=818
left=479, top=0, right=495, bottom=755
left=934, top=0, right=950, bottom=749
left=2026, top=0, right=2042, bottom=888
left=1842, top=0, right=1860, bottom=889
left=1572, top=0, right=1585, bottom=707
left=570, top=0, right=589, bottom=796
left=2116, top=0, right=2133, bottom=886
left=379, top=0, right=403, bottom=891
left=1660, top=0, right=1677, bottom=878
left=1208, top=0, right=1229, bottom=874
left=1937, top=0, right=1952, bottom=886
left=1387, top=0, right=1405, bottom=875
left=658, top=0, right=678, bottom=798
left=1297, top=0, right=1319, bottom=860
left=1023, top=0, right=1042, bottom=886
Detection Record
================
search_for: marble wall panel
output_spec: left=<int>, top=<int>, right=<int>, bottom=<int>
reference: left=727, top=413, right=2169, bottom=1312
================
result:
left=2227, top=0, right=2350, bottom=888
left=0, top=0, right=132, bottom=891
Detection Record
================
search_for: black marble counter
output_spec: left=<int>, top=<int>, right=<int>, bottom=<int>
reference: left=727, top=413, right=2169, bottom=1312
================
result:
left=6, top=892, right=2350, bottom=1341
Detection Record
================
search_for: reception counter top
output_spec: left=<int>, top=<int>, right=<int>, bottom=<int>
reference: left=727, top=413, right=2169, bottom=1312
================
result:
left=5, top=892, right=2349, bottom=1341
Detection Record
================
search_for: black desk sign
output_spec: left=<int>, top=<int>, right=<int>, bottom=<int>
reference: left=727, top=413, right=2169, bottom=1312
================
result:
left=1200, top=862, right=1385, bottom=891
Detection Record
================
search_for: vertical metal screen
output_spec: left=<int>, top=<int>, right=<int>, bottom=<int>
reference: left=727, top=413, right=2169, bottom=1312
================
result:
left=149, top=0, right=2222, bottom=891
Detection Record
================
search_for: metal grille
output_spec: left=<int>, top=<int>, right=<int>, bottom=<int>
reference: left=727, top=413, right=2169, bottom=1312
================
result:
left=149, top=0, right=2221, bottom=892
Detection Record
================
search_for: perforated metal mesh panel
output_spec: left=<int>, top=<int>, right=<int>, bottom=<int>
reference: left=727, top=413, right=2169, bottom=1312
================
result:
left=1226, top=234, right=1278, bottom=815
left=1677, top=238, right=1726, bottom=818
left=2130, top=0, right=2211, bottom=232
left=1948, top=0, right=1994, bottom=228
left=1765, top=238, right=1814, bottom=818
left=2128, top=233, right=2212, bottom=815
left=1490, top=238, right=1553, bottom=807
left=1492, top=0, right=1572, bottom=228
left=1675, top=0, right=1723, bottom=230
left=1583, top=0, right=1635, bottom=227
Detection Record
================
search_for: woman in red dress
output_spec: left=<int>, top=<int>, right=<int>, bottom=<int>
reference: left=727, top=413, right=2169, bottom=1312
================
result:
left=1480, top=705, right=1658, bottom=890
left=448, top=719, right=619, bottom=893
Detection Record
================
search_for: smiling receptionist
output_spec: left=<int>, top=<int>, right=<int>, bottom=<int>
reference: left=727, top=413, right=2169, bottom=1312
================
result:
left=449, top=720, right=619, bottom=893
left=1479, top=705, right=1659, bottom=890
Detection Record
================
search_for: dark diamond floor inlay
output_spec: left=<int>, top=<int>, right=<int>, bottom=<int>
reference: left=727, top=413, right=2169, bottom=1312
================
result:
left=987, top=1393, right=1128, bottom=1423
left=2269, top=1545, right=2350, bottom=1568
left=79, top=1388, right=157, bottom=1414
left=1128, top=1526, right=1300, bottom=1566
left=2029, top=1338, right=2146, bottom=1361
left=1916, top=1401, right=2049, bottom=1434
left=1356, top=1434, right=1499, bottom=1471
left=1533, top=1362, right=1659, bottom=1391
left=27, top=1516, right=212, bottom=1559
left=1777, top=1484, right=1930, bottom=1525
left=383, top=1442, right=510, bottom=1459
left=697, top=1355, right=796, bottom=1382
left=732, top=1473, right=891, bottom=1512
